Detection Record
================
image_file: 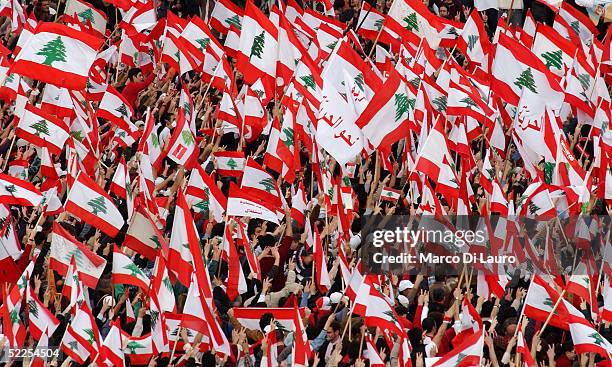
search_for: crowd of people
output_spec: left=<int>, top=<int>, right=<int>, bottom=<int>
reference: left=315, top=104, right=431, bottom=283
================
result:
left=0, top=0, right=610, bottom=365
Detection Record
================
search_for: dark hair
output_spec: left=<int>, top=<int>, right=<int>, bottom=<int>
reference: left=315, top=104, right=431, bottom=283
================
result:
left=422, top=317, right=437, bottom=333
left=128, top=68, right=142, bottom=81
left=260, top=313, right=274, bottom=331
left=329, top=321, right=341, bottom=333
left=481, top=301, right=493, bottom=318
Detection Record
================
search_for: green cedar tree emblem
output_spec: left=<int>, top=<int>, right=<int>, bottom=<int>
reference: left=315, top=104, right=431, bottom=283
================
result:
left=36, top=36, right=67, bottom=66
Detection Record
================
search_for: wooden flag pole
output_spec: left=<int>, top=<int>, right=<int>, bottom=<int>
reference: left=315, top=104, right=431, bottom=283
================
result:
left=540, top=288, right=566, bottom=334
left=2, top=136, right=16, bottom=171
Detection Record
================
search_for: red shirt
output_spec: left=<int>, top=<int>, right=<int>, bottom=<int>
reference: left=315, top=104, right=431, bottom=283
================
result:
left=121, top=73, right=155, bottom=109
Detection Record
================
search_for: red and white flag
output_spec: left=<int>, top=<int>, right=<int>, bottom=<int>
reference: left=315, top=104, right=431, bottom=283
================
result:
left=124, top=206, right=166, bottom=260
left=167, top=191, right=200, bottom=288
left=65, top=172, right=124, bottom=237
left=64, top=0, right=108, bottom=36
left=11, top=22, right=102, bottom=90
left=26, top=285, right=60, bottom=341
left=236, top=0, right=277, bottom=93
left=210, top=0, right=243, bottom=35
left=60, top=302, right=101, bottom=364
left=112, top=245, right=150, bottom=290
left=232, top=307, right=306, bottom=332
left=0, top=173, right=43, bottom=206
left=355, top=70, right=412, bottom=151
left=50, top=223, right=107, bottom=289
left=185, top=165, right=227, bottom=222
left=227, top=183, right=280, bottom=224
left=214, top=150, right=246, bottom=177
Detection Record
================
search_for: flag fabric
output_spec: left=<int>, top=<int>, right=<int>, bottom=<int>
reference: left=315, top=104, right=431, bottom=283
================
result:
left=65, top=172, right=124, bottom=237
left=491, top=32, right=564, bottom=107
left=0, top=173, right=43, bottom=206
left=26, top=285, right=60, bottom=341
left=112, top=245, right=150, bottom=290
left=227, top=183, right=280, bottom=224
left=355, top=70, right=412, bottom=150
left=50, top=223, right=107, bottom=289
left=64, top=0, right=108, bottom=35
left=185, top=165, right=227, bottom=222
left=214, top=151, right=246, bottom=176
left=60, top=302, right=101, bottom=364
left=210, top=0, right=243, bottom=35
left=15, top=102, right=70, bottom=156
left=123, top=206, right=166, bottom=260
left=236, top=0, right=277, bottom=92
left=232, top=307, right=306, bottom=332
left=10, top=22, right=102, bottom=89
left=167, top=191, right=205, bottom=288
left=313, top=228, right=331, bottom=293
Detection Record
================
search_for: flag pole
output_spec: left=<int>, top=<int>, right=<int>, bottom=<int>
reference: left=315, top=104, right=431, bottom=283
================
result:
left=2, top=136, right=16, bottom=171
left=168, top=325, right=183, bottom=364
left=539, top=288, right=566, bottom=334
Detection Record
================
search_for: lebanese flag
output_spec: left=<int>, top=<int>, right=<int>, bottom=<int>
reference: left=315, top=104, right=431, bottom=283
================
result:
left=456, top=11, right=491, bottom=66
left=60, top=302, right=101, bottom=364
left=214, top=151, right=246, bottom=177
left=64, top=0, right=108, bottom=36
left=490, top=180, right=509, bottom=215
left=40, top=84, right=74, bottom=119
left=569, top=318, right=612, bottom=357
left=26, top=285, right=60, bottom=341
left=121, top=1, right=156, bottom=32
left=516, top=181, right=556, bottom=219
left=476, top=272, right=509, bottom=300
left=182, top=273, right=231, bottom=356
left=124, top=206, right=166, bottom=260
left=99, top=320, right=127, bottom=367
left=291, top=181, right=307, bottom=227
left=352, top=278, right=403, bottom=335
left=232, top=307, right=306, bottom=332
left=178, top=16, right=224, bottom=66
left=413, top=115, right=456, bottom=184
left=10, top=22, right=102, bottom=90
left=380, top=187, right=401, bottom=202
left=164, top=109, right=199, bottom=168
left=386, top=0, right=444, bottom=48
left=517, top=325, right=536, bottom=367
left=110, top=156, right=129, bottom=199
left=313, top=228, right=331, bottom=293
left=112, top=245, right=150, bottom=290
left=366, top=334, right=385, bottom=367
left=240, top=157, right=283, bottom=210
left=355, top=70, right=412, bottom=150
left=148, top=289, right=170, bottom=354
left=167, top=191, right=201, bottom=288
left=185, top=165, right=227, bottom=222
left=236, top=0, right=277, bottom=93
left=225, top=224, right=247, bottom=301
left=50, top=223, right=107, bottom=289
left=210, top=0, right=243, bottom=35
left=30, top=327, right=51, bottom=367
left=491, top=32, right=563, bottom=107
left=452, top=296, right=483, bottom=347
left=556, top=2, right=597, bottom=45
left=447, top=80, right=493, bottom=121
left=523, top=275, right=570, bottom=330
left=227, top=183, right=280, bottom=224
left=532, top=24, right=577, bottom=77
left=0, top=204, right=22, bottom=261
left=65, top=172, right=124, bottom=237
left=292, top=305, right=311, bottom=367
left=96, top=86, right=135, bottom=133
left=152, top=255, right=176, bottom=313
left=0, top=173, right=43, bottom=206
left=1, top=280, right=26, bottom=348
left=432, top=331, right=484, bottom=367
